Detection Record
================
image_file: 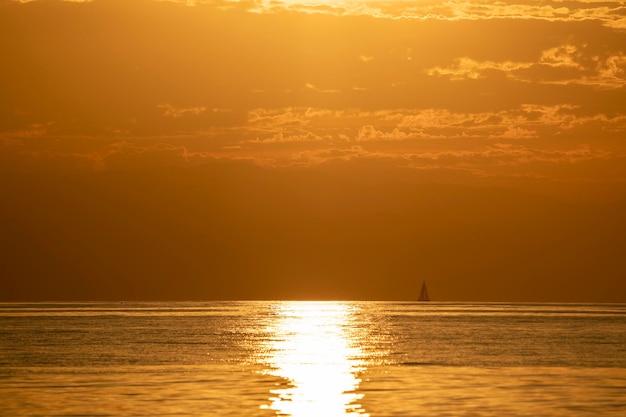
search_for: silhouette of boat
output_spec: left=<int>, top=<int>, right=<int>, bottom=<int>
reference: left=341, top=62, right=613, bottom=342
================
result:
left=418, top=281, right=430, bottom=302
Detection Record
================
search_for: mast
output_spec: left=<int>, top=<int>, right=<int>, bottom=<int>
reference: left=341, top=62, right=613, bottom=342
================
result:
left=418, top=281, right=430, bottom=302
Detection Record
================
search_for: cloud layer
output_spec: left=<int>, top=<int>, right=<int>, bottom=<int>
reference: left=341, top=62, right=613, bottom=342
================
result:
left=1, top=0, right=625, bottom=186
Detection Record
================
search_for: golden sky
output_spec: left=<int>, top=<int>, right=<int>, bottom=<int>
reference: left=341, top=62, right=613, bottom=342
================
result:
left=2, top=0, right=625, bottom=301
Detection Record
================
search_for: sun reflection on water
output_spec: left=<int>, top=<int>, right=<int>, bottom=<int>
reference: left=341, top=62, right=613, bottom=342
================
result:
left=259, top=302, right=369, bottom=417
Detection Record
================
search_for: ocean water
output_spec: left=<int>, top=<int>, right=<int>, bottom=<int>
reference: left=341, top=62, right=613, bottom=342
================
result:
left=0, top=302, right=625, bottom=416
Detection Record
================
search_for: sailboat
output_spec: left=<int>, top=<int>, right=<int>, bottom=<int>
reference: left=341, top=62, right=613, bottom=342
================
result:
left=418, top=281, right=430, bottom=302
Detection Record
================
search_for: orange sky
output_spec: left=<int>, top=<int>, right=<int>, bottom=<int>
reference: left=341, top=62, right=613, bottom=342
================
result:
left=2, top=0, right=625, bottom=302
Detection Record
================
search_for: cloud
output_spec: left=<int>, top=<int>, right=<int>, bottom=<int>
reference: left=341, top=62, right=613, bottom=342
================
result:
left=379, top=143, right=621, bottom=182
left=546, top=52, right=626, bottom=89
left=2, top=139, right=195, bottom=171
left=246, top=108, right=313, bottom=131
left=388, top=105, right=607, bottom=138
left=12, top=0, right=626, bottom=29
left=2, top=124, right=621, bottom=184
left=242, top=131, right=327, bottom=144
left=158, top=104, right=207, bottom=118
left=235, top=0, right=626, bottom=29
left=4, top=104, right=623, bottom=154
left=6, top=123, right=52, bottom=138
left=491, top=126, right=538, bottom=140
left=427, top=43, right=626, bottom=89
left=539, top=44, right=583, bottom=69
left=357, top=125, right=411, bottom=142
left=284, top=141, right=615, bottom=178
left=221, top=104, right=626, bottom=148
left=5, top=1, right=622, bottom=141
left=290, top=145, right=374, bottom=166
left=10, top=0, right=93, bottom=2
left=426, top=57, right=533, bottom=80
left=304, top=83, right=341, bottom=94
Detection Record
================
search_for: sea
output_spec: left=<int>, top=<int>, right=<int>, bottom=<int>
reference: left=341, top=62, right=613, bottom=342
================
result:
left=0, top=302, right=625, bottom=417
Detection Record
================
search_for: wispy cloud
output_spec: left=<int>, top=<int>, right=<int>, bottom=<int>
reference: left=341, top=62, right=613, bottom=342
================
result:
left=427, top=57, right=533, bottom=80
left=239, top=0, right=626, bottom=29
left=286, top=141, right=615, bottom=175
left=10, top=0, right=93, bottom=2
left=7, top=122, right=52, bottom=138
left=229, top=104, right=626, bottom=146
left=540, top=44, right=584, bottom=69
left=14, top=0, right=626, bottom=29
left=157, top=104, right=207, bottom=118
left=304, top=83, right=342, bottom=94
left=427, top=43, right=626, bottom=89
left=3, top=124, right=621, bottom=183
left=242, top=131, right=327, bottom=144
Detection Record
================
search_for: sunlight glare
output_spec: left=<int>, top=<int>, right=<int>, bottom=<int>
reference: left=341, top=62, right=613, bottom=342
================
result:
left=260, top=302, right=368, bottom=417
